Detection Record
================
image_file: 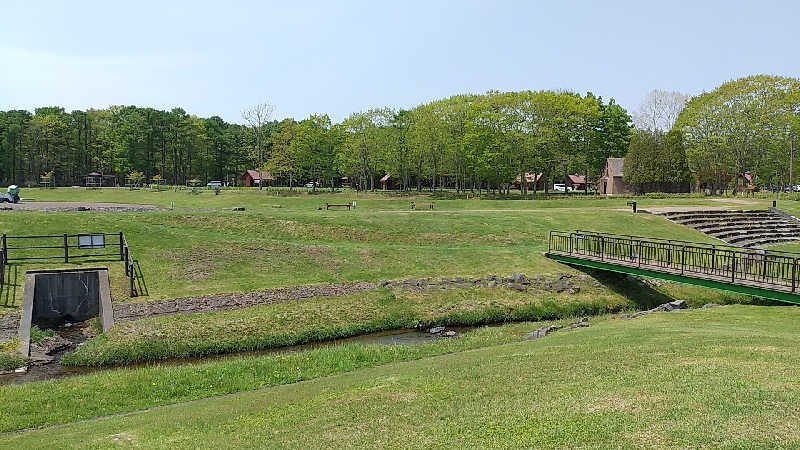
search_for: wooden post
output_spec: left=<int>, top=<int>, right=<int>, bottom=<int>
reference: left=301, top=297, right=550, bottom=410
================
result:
left=63, top=233, right=69, bottom=263
left=1, top=234, right=6, bottom=264
left=119, top=232, right=125, bottom=261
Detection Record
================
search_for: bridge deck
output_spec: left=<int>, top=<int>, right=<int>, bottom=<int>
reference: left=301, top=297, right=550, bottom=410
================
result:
left=545, top=230, right=800, bottom=305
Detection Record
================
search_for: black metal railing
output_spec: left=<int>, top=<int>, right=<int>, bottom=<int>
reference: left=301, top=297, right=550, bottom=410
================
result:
left=0, top=231, right=138, bottom=297
left=548, top=230, right=800, bottom=292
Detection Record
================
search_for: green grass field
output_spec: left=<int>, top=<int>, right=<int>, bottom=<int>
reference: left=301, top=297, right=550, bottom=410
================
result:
left=0, top=188, right=769, bottom=309
left=1, top=189, right=799, bottom=446
left=3, top=305, right=799, bottom=448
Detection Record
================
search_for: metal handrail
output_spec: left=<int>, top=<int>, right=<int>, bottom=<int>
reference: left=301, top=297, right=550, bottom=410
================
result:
left=0, top=231, right=138, bottom=297
left=549, top=230, right=800, bottom=292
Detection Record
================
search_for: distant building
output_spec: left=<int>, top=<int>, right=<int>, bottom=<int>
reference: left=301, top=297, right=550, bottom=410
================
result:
left=513, top=172, right=545, bottom=191
left=242, top=170, right=273, bottom=187
left=601, top=158, right=630, bottom=195
left=566, top=174, right=586, bottom=191
left=380, top=173, right=398, bottom=190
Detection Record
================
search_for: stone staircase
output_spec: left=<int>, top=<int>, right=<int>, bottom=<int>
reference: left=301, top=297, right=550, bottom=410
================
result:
left=660, top=209, right=800, bottom=248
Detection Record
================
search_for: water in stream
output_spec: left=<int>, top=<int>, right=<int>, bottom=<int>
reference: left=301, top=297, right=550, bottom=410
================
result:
left=0, top=326, right=472, bottom=385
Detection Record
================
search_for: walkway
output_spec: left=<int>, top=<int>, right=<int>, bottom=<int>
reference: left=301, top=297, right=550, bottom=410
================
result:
left=545, top=230, right=800, bottom=305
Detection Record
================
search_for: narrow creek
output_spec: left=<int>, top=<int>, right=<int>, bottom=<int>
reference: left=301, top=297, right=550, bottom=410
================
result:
left=0, top=326, right=474, bottom=386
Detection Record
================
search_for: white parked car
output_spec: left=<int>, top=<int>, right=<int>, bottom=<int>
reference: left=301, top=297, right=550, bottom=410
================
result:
left=553, top=183, right=573, bottom=192
left=304, top=181, right=320, bottom=188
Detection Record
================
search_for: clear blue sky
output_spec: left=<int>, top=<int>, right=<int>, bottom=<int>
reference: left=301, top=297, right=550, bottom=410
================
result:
left=1, top=0, right=798, bottom=123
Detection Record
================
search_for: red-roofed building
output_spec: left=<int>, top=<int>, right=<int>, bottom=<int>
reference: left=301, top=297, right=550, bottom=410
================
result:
left=242, top=170, right=274, bottom=187
left=513, top=172, right=545, bottom=191
left=380, top=173, right=397, bottom=190
left=566, top=174, right=586, bottom=191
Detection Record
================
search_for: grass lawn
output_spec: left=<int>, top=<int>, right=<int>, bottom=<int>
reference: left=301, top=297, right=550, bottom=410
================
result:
left=4, top=305, right=799, bottom=448
left=0, top=188, right=768, bottom=310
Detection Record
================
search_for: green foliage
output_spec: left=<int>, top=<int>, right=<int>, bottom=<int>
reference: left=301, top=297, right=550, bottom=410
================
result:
left=624, top=129, right=690, bottom=193
left=28, top=325, right=54, bottom=345
left=0, top=90, right=634, bottom=195
left=676, top=74, right=800, bottom=193
left=0, top=339, right=26, bottom=370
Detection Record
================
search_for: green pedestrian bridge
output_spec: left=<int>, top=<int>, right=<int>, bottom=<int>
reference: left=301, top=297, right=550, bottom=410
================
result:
left=546, top=230, right=800, bottom=305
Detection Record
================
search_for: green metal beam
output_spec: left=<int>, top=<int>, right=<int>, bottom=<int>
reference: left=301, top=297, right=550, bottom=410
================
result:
left=545, top=252, right=800, bottom=305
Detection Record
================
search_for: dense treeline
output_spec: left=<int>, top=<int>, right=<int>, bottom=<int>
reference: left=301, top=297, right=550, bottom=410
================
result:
left=0, top=91, right=631, bottom=192
left=6, top=75, right=794, bottom=195
left=676, top=75, right=800, bottom=193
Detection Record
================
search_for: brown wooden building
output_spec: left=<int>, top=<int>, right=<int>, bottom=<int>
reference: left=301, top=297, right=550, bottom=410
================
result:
left=601, top=158, right=631, bottom=195
left=242, top=170, right=273, bottom=187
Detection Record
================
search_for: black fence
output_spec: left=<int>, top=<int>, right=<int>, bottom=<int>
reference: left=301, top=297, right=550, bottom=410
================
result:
left=548, top=230, right=800, bottom=292
left=0, top=232, right=138, bottom=297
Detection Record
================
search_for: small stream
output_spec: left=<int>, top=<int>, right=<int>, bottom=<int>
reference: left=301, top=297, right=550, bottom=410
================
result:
left=0, top=326, right=473, bottom=386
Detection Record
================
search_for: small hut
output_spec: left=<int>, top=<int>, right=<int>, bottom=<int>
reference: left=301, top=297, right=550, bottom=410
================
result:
left=242, top=170, right=274, bottom=187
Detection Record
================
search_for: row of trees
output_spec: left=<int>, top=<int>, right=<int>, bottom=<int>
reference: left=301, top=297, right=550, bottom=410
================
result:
left=5, top=75, right=794, bottom=195
left=677, top=75, right=800, bottom=194
left=623, top=75, right=800, bottom=195
left=0, top=91, right=632, bottom=192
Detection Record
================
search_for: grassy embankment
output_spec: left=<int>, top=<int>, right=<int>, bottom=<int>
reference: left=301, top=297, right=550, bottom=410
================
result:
left=0, top=188, right=765, bottom=310
left=63, top=272, right=760, bottom=366
left=3, top=305, right=799, bottom=447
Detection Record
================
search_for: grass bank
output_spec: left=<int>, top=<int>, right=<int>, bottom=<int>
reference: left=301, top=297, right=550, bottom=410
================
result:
left=6, top=305, right=798, bottom=448
left=0, top=322, right=538, bottom=433
left=63, top=285, right=631, bottom=366
left=0, top=189, right=763, bottom=309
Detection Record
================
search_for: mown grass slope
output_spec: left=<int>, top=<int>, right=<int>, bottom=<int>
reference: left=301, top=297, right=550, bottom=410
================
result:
left=4, top=305, right=798, bottom=448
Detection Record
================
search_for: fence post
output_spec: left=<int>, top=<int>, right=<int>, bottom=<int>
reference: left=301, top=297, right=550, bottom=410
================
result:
left=638, top=240, right=642, bottom=268
left=731, top=251, right=736, bottom=283
left=63, top=233, right=69, bottom=263
left=680, top=245, right=685, bottom=275
left=124, top=246, right=130, bottom=276
left=600, top=236, right=605, bottom=261
left=711, top=246, right=716, bottom=272
left=793, top=258, right=797, bottom=293
left=569, top=233, right=573, bottom=254
left=761, top=252, right=768, bottom=281
left=129, top=262, right=135, bottom=297
left=1, top=234, right=6, bottom=264
left=119, top=232, right=125, bottom=261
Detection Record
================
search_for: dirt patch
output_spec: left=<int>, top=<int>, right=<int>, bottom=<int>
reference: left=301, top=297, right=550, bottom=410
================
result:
left=3, top=202, right=162, bottom=212
left=0, top=313, right=20, bottom=340
left=164, top=242, right=338, bottom=281
left=112, top=281, right=379, bottom=322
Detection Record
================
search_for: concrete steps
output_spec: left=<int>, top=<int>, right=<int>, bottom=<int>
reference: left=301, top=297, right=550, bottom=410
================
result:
left=660, top=209, right=800, bottom=248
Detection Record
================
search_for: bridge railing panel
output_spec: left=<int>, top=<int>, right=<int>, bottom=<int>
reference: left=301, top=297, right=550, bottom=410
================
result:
left=547, top=230, right=800, bottom=293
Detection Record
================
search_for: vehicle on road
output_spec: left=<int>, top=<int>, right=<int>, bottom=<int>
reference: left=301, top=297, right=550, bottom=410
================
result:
left=207, top=181, right=223, bottom=187
left=553, top=183, right=573, bottom=192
